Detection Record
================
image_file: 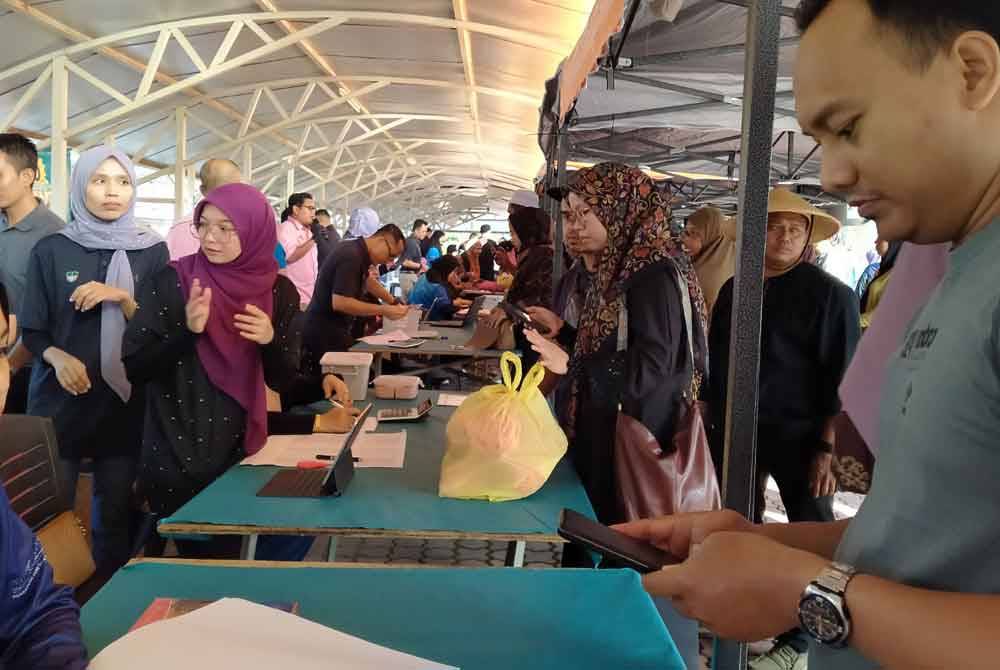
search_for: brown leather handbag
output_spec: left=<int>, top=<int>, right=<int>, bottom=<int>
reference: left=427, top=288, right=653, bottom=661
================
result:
left=613, top=269, right=722, bottom=521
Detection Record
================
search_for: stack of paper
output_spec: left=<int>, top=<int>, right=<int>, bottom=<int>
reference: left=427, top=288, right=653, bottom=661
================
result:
left=353, top=431, right=407, bottom=469
left=90, top=598, right=457, bottom=670
left=241, top=423, right=405, bottom=469
left=437, top=394, right=468, bottom=408
left=359, top=330, right=411, bottom=345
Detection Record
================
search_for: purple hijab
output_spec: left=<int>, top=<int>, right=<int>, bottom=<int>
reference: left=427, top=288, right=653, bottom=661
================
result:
left=172, top=184, right=279, bottom=455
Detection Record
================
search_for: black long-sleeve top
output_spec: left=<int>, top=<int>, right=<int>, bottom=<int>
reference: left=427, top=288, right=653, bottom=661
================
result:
left=708, top=262, right=861, bottom=455
left=19, top=235, right=169, bottom=458
left=556, top=260, right=690, bottom=523
left=123, top=267, right=325, bottom=515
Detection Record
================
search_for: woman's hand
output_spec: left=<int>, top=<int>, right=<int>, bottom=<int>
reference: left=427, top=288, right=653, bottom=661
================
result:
left=234, top=304, right=274, bottom=345
left=314, top=405, right=361, bottom=433
left=525, top=306, right=564, bottom=338
left=323, top=374, right=351, bottom=405
left=185, top=279, right=212, bottom=334
left=526, top=328, right=569, bottom=375
left=70, top=281, right=129, bottom=312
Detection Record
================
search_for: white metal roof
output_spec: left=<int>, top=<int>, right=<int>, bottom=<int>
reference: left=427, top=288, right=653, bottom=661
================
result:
left=0, top=0, right=595, bottom=226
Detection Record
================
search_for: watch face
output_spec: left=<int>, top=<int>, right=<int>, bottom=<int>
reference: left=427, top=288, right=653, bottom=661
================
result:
left=799, top=594, right=846, bottom=644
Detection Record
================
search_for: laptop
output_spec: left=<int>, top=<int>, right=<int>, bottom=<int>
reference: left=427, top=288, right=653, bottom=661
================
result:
left=256, top=404, right=373, bottom=498
left=425, top=295, right=485, bottom=328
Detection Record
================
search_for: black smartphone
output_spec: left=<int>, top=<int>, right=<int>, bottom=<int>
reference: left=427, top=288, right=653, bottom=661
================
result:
left=558, top=509, right=679, bottom=573
left=501, top=302, right=533, bottom=328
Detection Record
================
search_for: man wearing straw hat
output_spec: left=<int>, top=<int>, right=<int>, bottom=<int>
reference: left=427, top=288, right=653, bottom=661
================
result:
left=709, top=188, right=862, bottom=668
left=709, top=188, right=860, bottom=528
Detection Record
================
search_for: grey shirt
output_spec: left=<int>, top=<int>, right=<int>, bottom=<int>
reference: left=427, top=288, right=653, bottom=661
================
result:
left=400, top=235, right=422, bottom=272
left=0, top=203, right=64, bottom=315
left=811, top=218, right=1000, bottom=669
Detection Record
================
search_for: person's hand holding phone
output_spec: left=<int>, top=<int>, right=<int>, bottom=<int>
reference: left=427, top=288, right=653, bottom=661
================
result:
left=525, top=306, right=564, bottom=338
left=526, top=329, right=569, bottom=375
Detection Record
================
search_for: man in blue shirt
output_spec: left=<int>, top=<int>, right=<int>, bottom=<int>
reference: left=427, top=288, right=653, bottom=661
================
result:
left=1, top=484, right=87, bottom=669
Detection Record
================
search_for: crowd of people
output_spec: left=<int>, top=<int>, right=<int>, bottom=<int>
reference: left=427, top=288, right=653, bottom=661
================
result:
left=3, top=1, right=1000, bottom=669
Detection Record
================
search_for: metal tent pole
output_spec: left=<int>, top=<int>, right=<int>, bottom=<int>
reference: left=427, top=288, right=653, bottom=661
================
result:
left=552, top=118, right=569, bottom=284
left=715, top=0, right=782, bottom=668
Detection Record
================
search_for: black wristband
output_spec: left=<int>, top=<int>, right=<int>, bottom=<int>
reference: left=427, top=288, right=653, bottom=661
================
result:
left=816, top=440, right=835, bottom=454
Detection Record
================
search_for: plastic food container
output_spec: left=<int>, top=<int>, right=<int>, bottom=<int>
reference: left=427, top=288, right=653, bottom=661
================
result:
left=320, top=352, right=374, bottom=403
left=372, top=375, right=423, bottom=400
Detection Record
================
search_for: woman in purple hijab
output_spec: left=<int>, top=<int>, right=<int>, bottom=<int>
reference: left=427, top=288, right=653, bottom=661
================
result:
left=123, top=183, right=354, bottom=559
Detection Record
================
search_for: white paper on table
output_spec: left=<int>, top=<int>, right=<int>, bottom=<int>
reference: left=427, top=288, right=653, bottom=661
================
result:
left=352, top=431, right=406, bottom=468
left=360, top=330, right=411, bottom=345
left=90, top=598, right=457, bottom=670
left=436, top=393, right=468, bottom=407
left=240, top=418, right=379, bottom=467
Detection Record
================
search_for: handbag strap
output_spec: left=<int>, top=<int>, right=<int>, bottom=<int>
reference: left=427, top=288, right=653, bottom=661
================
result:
left=672, top=261, right=697, bottom=398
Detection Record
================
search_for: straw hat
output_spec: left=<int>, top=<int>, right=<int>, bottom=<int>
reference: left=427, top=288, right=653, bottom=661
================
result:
left=768, top=189, right=841, bottom=243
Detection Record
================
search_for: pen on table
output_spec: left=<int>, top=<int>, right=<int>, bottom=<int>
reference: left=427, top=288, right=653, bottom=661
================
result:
left=315, top=453, right=366, bottom=464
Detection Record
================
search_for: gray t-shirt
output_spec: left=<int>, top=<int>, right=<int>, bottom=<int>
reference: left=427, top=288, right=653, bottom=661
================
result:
left=401, top=235, right=422, bottom=268
left=0, top=203, right=64, bottom=315
left=811, top=218, right=1000, bottom=669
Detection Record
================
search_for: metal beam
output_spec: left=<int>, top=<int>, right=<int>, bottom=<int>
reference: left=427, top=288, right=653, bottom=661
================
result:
left=0, top=1, right=303, bottom=157
left=716, top=1, right=781, bottom=667
left=49, top=55, right=69, bottom=220
left=573, top=101, right=721, bottom=126
left=630, top=36, right=798, bottom=66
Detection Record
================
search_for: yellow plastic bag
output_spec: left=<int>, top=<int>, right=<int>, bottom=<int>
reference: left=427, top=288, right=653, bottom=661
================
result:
left=439, top=352, right=568, bottom=502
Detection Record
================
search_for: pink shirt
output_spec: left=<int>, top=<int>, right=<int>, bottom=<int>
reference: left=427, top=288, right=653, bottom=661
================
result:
left=277, top=218, right=318, bottom=306
left=165, top=215, right=199, bottom=261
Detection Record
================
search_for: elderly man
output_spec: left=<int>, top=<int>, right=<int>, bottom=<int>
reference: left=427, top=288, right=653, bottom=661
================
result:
left=164, top=158, right=242, bottom=261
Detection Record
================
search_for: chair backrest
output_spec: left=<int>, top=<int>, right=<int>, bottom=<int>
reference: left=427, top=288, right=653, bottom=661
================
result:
left=0, top=415, right=66, bottom=532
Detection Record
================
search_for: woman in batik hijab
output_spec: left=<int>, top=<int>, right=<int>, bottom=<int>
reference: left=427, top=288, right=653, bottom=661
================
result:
left=526, top=163, right=708, bottom=525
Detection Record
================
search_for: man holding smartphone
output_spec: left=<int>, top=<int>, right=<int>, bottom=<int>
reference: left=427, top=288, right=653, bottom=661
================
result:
left=617, top=2, right=1000, bottom=669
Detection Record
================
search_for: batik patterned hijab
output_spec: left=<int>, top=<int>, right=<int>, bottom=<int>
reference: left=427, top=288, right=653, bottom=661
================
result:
left=561, top=163, right=708, bottom=434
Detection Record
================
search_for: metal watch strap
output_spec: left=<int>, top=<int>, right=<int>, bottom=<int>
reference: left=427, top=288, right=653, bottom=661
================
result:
left=815, top=562, right=857, bottom=594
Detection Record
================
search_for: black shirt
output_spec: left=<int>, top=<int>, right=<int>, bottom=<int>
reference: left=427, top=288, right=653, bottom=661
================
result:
left=123, top=268, right=321, bottom=516
left=20, top=235, right=169, bottom=458
left=311, top=222, right=341, bottom=269
left=708, top=262, right=861, bottom=456
left=303, top=237, right=372, bottom=357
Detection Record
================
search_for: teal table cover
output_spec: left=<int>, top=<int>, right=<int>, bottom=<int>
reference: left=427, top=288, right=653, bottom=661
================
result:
left=160, top=392, right=595, bottom=537
left=81, top=562, right=685, bottom=670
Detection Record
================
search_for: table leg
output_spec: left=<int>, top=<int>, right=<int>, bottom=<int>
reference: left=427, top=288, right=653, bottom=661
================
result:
left=241, top=534, right=258, bottom=560
left=372, top=353, right=383, bottom=378
left=504, top=540, right=526, bottom=567
left=327, top=537, right=338, bottom=562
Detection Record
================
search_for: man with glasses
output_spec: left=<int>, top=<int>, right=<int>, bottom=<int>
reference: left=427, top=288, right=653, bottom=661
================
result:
left=706, top=189, right=860, bottom=668
left=302, top=223, right=408, bottom=363
left=278, top=192, right=319, bottom=309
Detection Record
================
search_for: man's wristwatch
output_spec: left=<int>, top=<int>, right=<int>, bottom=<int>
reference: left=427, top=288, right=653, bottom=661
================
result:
left=798, top=562, right=857, bottom=648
